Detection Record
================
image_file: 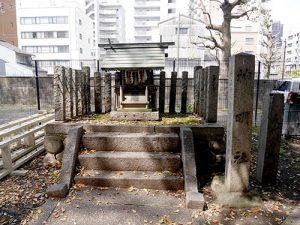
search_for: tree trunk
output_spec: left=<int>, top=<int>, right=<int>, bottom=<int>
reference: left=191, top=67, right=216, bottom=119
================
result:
left=266, top=64, right=271, bottom=79
left=219, top=18, right=231, bottom=79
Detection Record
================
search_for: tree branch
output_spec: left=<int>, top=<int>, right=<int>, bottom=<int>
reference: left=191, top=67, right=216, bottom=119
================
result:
left=203, top=11, right=223, bottom=32
left=231, top=9, right=254, bottom=19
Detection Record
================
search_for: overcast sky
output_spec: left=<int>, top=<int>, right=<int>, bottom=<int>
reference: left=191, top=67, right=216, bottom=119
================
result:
left=270, top=0, right=300, bottom=36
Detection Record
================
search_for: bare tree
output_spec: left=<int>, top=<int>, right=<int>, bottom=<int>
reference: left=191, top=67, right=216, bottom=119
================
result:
left=259, top=8, right=281, bottom=78
left=192, top=0, right=257, bottom=78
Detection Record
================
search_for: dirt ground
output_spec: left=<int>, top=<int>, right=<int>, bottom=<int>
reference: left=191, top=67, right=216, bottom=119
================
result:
left=0, top=132, right=299, bottom=225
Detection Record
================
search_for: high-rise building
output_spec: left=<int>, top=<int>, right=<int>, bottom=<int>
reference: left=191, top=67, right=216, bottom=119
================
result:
left=0, top=0, right=18, bottom=46
left=16, top=0, right=95, bottom=74
left=286, top=32, right=300, bottom=71
left=85, top=0, right=125, bottom=59
left=272, top=21, right=284, bottom=47
left=133, top=0, right=188, bottom=43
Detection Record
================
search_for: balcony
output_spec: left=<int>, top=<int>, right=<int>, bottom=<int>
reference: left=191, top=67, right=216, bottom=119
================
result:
left=100, top=26, right=117, bottom=31
left=99, top=10, right=117, bottom=16
left=134, top=21, right=159, bottom=27
left=100, top=34, right=117, bottom=39
left=99, top=18, right=117, bottom=23
left=135, top=11, right=160, bottom=18
left=135, top=0, right=160, bottom=8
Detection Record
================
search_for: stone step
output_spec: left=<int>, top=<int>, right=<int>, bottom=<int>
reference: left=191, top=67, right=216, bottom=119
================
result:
left=82, top=132, right=179, bottom=152
left=78, top=151, right=182, bottom=171
left=74, top=170, right=183, bottom=190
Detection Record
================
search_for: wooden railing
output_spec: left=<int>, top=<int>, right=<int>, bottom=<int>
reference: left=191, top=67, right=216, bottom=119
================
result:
left=0, top=112, right=54, bottom=179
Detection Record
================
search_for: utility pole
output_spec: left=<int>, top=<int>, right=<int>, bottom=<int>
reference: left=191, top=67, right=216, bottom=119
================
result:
left=282, top=39, right=286, bottom=79
left=177, top=13, right=181, bottom=74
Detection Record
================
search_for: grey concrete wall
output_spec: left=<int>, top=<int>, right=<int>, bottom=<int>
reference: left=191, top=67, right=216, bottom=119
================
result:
left=0, top=77, right=54, bottom=107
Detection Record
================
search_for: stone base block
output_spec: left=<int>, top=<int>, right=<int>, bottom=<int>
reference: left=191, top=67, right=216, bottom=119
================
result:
left=211, top=176, right=262, bottom=208
left=47, top=183, right=68, bottom=198
left=110, top=111, right=160, bottom=121
left=186, top=191, right=204, bottom=209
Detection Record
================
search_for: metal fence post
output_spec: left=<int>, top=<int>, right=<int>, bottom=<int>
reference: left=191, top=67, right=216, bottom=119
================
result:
left=34, top=60, right=41, bottom=110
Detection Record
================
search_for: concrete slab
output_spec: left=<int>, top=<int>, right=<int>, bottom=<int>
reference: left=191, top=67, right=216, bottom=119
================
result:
left=82, top=132, right=179, bottom=152
left=78, top=151, right=182, bottom=171
left=30, top=188, right=204, bottom=225
left=110, top=111, right=160, bottom=121
left=75, top=170, right=183, bottom=190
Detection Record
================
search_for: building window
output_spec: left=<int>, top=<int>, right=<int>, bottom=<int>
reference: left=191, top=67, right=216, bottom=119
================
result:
left=22, top=45, right=69, bottom=53
left=80, top=33, right=82, bottom=40
left=168, top=8, right=176, bottom=14
left=79, top=19, right=82, bottom=25
left=245, top=26, right=252, bottom=31
left=245, top=38, right=254, bottom=45
left=57, top=31, right=68, bottom=38
left=21, top=31, right=69, bottom=39
left=88, top=38, right=90, bottom=44
left=168, top=0, right=176, bottom=3
left=20, top=16, right=68, bottom=25
left=80, top=48, right=83, bottom=54
left=175, top=28, right=188, bottom=34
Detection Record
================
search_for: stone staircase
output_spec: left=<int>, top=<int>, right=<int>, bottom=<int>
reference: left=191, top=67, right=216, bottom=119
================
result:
left=74, top=131, right=184, bottom=190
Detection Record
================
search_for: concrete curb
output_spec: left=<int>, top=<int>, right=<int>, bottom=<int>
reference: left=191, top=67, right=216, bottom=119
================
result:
left=47, top=126, right=83, bottom=198
left=29, top=199, right=58, bottom=225
left=180, top=127, right=204, bottom=209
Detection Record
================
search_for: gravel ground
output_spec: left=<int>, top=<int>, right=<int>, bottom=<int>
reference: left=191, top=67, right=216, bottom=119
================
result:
left=0, top=154, right=60, bottom=225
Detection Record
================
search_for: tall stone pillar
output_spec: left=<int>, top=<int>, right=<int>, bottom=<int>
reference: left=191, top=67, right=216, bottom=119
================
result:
left=159, top=71, right=166, bottom=114
left=169, top=71, right=177, bottom=114
left=256, top=93, right=284, bottom=185
left=203, top=68, right=208, bottom=120
left=83, top=67, right=91, bottom=114
left=199, top=69, right=205, bottom=118
left=94, top=72, right=102, bottom=114
left=80, top=70, right=86, bottom=115
left=54, top=66, right=66, bottom=121
left=65, top=67, right=73, bottom=120
left=225, top=53, right=255, bottom=192
left=104, top=73, right=111, bottom=113
left=206, top=66, right=220, bottom=123
left=194, top=66, right=202, bottom=115
left=72, top=69, right=77, bottom=118
left=181, top=71, right=188, bottom=114
left=74, top=70, right=82, bottom=117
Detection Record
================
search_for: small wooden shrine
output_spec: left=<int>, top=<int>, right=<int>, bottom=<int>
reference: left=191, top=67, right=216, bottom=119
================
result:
left=99, top=42, right=174, bottom=121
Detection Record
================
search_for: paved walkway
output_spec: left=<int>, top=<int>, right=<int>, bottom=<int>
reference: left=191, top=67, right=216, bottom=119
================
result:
left=29, top=187, right=204, bottom=225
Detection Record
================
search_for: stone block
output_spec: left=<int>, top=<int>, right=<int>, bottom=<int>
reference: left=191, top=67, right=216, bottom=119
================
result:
left=225, top=53, right=255, bottom=192
left=110, top=111, right=159, bottom=121
left=44, top=135, right=64, bottom=154
left=43, top=153, right=59, bottom=166
left=84, top=124, right=155, bottom=133
left=211, top=176, right=262, bottom=208
left=60, top=126, right=83, bottom=189
left=186, top=191, right=204, bottom=209
left=206, top=66, right=219, bottom=123
left=47, top=183, right=68, bottom=198
left=256, top=93, right=284, bottom=185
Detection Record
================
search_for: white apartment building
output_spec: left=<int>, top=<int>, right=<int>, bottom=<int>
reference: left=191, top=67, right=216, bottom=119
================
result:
left=158, top=15, right=205, bottom=75
left=133, top=0, right=188, bottom=43
left=286, top=32, right=300, bottom=71
left=0, top=40, right=34, bottom=76
left=85, top=0, right=125, bottom=59
left=16, top=0, right=95, bottom=73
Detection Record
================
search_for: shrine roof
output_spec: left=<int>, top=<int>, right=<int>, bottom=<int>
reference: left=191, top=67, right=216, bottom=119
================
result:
left=98, top=42, right=174, bottom=70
